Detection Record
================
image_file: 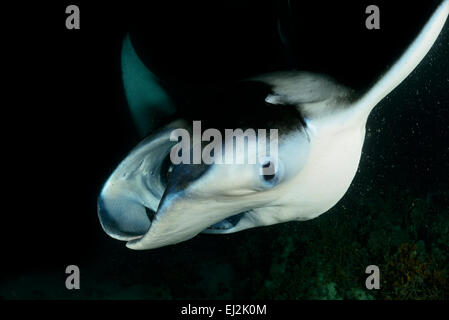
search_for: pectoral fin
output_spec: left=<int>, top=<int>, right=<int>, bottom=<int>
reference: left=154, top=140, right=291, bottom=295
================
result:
left=355, top=0, right=449, bottom=118
left=121, top=34, right=176, bottom=137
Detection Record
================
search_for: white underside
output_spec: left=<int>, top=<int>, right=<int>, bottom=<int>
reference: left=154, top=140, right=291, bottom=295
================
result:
left=272, top=115, right=366, bottom=220
left=214, top=111, right=367, bottom=234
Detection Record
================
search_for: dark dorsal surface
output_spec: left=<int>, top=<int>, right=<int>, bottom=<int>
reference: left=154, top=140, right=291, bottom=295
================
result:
left=174, top=80, right=306, bottom=135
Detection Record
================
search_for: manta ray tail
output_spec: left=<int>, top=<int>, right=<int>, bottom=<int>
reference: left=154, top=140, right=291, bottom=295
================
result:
left=355, top=0, right=449, bottom=119
left=121, top=34, right=176, bottom=137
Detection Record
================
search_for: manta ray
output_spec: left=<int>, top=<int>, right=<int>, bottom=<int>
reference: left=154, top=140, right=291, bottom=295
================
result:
left=98, top=1, right=449, bottom=250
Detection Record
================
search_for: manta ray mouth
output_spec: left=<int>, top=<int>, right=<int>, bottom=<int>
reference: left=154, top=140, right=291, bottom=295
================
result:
left=203, top=210, right=251, bottom=233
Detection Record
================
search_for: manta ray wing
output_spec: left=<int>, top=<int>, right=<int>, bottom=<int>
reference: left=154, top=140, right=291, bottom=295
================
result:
left=121, top=34, right=176, bottom=137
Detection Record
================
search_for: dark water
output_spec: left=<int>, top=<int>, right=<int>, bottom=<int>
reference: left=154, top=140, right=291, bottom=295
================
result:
left=2, top=0, right=448, bottom=300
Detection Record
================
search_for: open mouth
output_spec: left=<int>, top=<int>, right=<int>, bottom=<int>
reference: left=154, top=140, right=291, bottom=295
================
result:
left=203, top=210, right=251, bottom=233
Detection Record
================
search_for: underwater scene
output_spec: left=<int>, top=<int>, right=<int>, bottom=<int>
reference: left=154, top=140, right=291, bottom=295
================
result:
left=2, top=0, right=449, bottom=301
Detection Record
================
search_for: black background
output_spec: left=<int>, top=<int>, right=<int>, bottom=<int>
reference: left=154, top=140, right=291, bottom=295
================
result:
left=3, top=0, right=448, bottom=299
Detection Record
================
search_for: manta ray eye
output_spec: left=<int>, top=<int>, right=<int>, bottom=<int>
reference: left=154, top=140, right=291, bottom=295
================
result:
left=261, top=161, right=276, bottom=181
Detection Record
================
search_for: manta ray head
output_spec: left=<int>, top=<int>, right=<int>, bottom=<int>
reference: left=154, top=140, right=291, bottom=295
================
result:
left=98, top=77, right=322, bottom=250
